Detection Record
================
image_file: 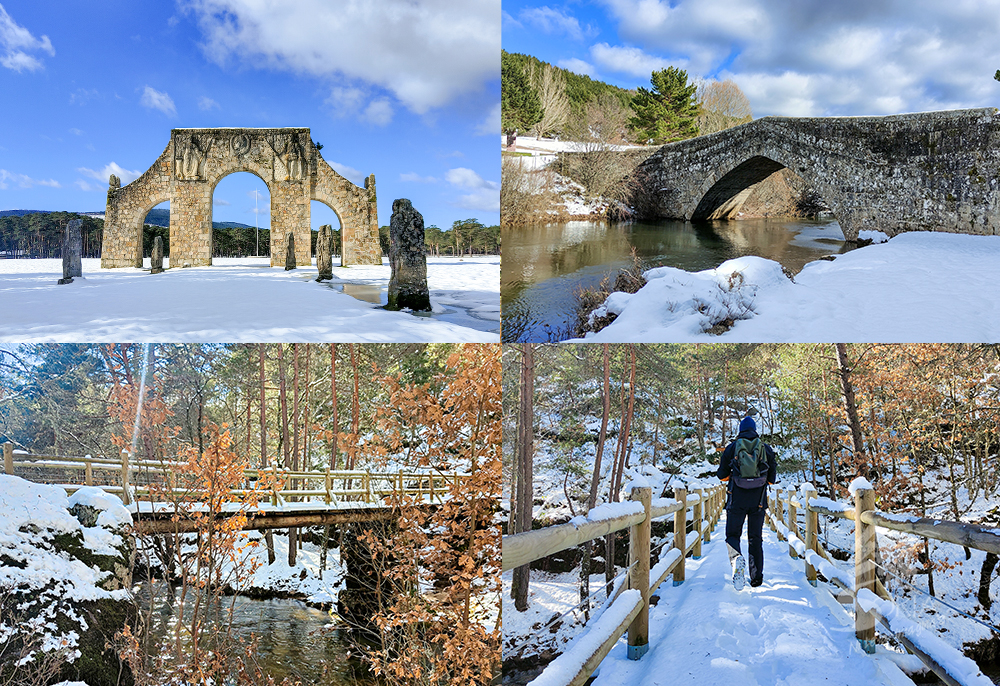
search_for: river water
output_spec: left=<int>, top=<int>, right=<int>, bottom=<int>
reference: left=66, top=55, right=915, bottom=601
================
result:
left=501, top=217, right=851, bottom=342
left=142, top=586, right=373, bottom=684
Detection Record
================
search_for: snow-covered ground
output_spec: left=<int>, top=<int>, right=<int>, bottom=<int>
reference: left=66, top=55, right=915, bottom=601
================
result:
left=504, top=514, right=944, bottom=686
left=0, top=255, right=499, bottom=342
left=579, top=232, right=1000, bottom=342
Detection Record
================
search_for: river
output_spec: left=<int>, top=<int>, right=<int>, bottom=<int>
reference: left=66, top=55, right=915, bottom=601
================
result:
left=142, top=586, right=373, bottom=684
left=501, top=217, right=851, bottom=342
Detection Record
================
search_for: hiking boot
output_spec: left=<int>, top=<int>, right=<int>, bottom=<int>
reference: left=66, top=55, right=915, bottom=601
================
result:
left=750, top=576, right=763, bottom=588
left=732, top=554, right=746, bottom=591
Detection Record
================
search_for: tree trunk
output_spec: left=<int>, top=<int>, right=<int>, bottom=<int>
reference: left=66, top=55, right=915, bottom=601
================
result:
left=278, top=344, right=296, bottom=567
left=835, top=343, right=866, bottom=471
left=330, top=343, right=338, bottom=469
left=978, top=553, right=998, bottom=610
left=512, top=343, right=535, bottom=612
left=582, top=344, right=612, bottom=617
left=259, top=344, right=275, bottom=564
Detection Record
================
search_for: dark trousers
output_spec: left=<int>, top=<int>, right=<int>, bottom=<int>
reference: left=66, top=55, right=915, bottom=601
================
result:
left=726, top=501, right=766, bottom=581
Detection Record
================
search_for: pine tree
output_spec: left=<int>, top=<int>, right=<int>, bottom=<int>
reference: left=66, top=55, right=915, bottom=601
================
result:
left=501, top=50, right=543, bottom=143
left=629, top=67, right=699, bottom=144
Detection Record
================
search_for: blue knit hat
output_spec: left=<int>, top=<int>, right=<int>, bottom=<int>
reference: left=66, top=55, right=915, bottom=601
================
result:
left=739, top=416, right=756, bottom=433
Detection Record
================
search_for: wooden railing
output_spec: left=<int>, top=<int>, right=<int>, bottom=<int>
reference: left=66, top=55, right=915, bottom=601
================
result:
left=2, top=443, right=465, bottom=508
left=502, top=482, right=727, bottom=686
left=769, top=483, right=999, bottom=686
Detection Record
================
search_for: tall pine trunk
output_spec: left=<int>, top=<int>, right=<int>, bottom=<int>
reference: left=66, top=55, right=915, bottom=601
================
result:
left=512, top=343, right=534, bottom=612
left=259, top=344, right=275, bottom=564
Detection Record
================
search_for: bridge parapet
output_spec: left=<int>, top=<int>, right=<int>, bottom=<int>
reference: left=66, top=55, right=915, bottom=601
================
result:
left=638, top=108, right=1000, bottom=241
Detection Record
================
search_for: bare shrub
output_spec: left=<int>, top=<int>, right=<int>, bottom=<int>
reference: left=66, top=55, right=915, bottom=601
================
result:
left=500, top=156, right=558, bottom=227
left=696, top=79, right=753, bottom=135
left=573, top=248, right=647, bottom=336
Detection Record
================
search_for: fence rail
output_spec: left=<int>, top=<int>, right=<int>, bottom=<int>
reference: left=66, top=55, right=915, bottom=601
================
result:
left=503, top=482, right=726, bottom=686
left=2, top=444, right=466, bottom=507
left=770, top=483, right=995, bottom=686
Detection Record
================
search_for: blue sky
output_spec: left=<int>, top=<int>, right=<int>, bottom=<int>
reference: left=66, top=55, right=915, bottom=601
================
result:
left=0, top=1, right=499, bottom=230
left=503, top=0, right=1000, bottom=118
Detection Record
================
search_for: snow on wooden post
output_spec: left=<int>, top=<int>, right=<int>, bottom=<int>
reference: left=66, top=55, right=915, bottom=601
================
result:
left=627, top=485, right=651, bottom=660
left=853, top=479, right=877, bottom=653
left=120, top=450, right=131, bottom=506
left=673, top=485, right=687, bottom=585
left=788, top=494, right=799, bottom=559
left=692, top=489, right=704, bottom=558
left=3, top=443, right=12, bottom=475
left=803, top=484, right=818, bottom=586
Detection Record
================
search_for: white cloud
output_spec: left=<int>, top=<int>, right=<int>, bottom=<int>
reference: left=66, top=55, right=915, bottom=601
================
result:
left=140, top=85, right=177, bottom=117
left=520, top=6, right=594, bottom=41
left=69, top=128, right=82, bottom=136
left=198, top=95, right=220, bottom=110
left=400, top=172, right=437, bottom=183
left=214, top=198, right=231, bottom=206
left=74, top=179, right=97, bottom=191
left=329, top=161, right=365, bottom=185
left=247, top=189, right=267, bottom=201
left=78, top=162, right=143, bottom=186
left=364, top=98, right=393, bottom=126
left=590, top=0, right=1000, bottom=117
left=590, top=42, right=683, bottom=78
left=0, top=169, right=60, bottom=190
left=557, top=58, right=595, bottom=77
left=446, top=167, right=499, bottom=213
left=475, top=102, right=500, bottom=135
left=0, top=5, right=54, bottom=72
left=185, top=0, right=499, bottom=113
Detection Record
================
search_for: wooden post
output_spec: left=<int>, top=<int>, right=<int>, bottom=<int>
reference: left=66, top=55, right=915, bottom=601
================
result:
left=775, top=488, right=785, bottom=540
left=854, top=485, right=877, bottom=653
left=85, top=459, right=93, bottom=487
left=430, top=474, right=436, bottom=503
left=692, top=489, right=704, bottom=558
left=673, top=485, right=687, bottom=585
left=702, top=488, right=712, bottom=544
left=627, top=485, right=651, bottom=660
left=120, top=451, right=131, bottom=506
left=788, top=494, right=799, bottom=559
left=3, top=442, right=13, bottom=475
left=804, top=484, right=818, bottom=586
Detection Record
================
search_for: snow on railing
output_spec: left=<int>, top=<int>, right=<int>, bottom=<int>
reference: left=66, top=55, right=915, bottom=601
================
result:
left=856, top=589, right=993, bottom=686
left=505, top=483, right=727, bottom=686
left=527, top=590, right=643, bottom=686
left=771, top=482, right=1000, bottom=686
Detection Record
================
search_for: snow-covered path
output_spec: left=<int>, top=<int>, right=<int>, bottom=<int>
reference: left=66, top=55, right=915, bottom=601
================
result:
left=587, top=515, right=915, bottom=686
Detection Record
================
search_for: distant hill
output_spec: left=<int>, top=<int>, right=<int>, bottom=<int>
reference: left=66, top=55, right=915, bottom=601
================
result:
left=142, top=208, right=254, bottom=230
left=502, top=51, right=634, bottom=113
left=0, top=209, right=56, bottom=217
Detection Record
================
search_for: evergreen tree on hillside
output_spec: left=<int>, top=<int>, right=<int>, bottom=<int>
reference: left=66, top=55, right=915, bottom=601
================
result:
left=995, top=69, right=1000, bottom=82
left=501, top=50, right=542, bottom=146
left=629, top=67, right=699, bottom=144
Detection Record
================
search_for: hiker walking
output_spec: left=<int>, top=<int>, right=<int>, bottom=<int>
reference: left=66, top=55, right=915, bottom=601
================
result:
left=717, top=416, right=777, bottom=590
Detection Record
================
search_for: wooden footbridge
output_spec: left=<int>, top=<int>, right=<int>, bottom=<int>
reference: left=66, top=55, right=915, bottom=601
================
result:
left=503, top=480, right=1000, bottom=686
left=2, top=443, right=467, bottom=534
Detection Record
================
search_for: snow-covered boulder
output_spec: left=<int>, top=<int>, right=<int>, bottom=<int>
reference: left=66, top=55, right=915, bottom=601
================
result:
left=0, top=475, right=134, bottom=686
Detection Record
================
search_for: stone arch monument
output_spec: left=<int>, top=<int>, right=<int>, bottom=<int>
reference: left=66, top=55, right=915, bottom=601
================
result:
left=101, top=127, right=382, bottom=268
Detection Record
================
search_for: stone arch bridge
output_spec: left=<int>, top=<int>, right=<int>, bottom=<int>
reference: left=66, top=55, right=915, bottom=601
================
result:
left=101, top=127, right=382, bottom=268
left=635, top=108, right=1000, bottom=241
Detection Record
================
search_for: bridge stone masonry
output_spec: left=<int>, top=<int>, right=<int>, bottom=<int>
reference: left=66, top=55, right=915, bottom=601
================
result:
left=101, top=127, right=383, bottom=269
left=636, top=108, right=1000, bottom=241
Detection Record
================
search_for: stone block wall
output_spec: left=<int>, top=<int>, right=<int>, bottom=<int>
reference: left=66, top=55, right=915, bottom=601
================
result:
left=635, top=108, right=1000, bottom=241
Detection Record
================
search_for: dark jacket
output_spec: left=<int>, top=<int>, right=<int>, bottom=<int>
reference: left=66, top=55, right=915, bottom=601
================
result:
left=717, top=427, right=777, bottom=510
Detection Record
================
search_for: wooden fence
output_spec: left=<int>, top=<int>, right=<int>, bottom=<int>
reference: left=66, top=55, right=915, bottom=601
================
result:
left=502, top=482, right=727, bottom=686
left=769, top=483, right=1000, bottom=686
left=2, top=443, right=465, bottom=507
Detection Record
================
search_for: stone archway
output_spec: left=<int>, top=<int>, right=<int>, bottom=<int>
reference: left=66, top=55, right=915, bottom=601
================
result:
left=101, top=128, right=381, bottom=268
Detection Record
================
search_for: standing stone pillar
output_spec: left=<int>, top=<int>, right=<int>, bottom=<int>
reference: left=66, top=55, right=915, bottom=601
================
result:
left=58, top=218, right=83, bottom=284
left=316, top=225, right=333, bottom=281
left=284, top=232, right=296, bottom=271
left=150, top=236, right=165, bottom=274
left=386, top=198, right=431, bottom=311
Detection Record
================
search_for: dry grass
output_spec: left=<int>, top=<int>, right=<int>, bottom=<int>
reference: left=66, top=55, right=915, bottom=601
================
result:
left=500, top=156, right=560, bottom=227
left=572, top=247, right=648, bottom=336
